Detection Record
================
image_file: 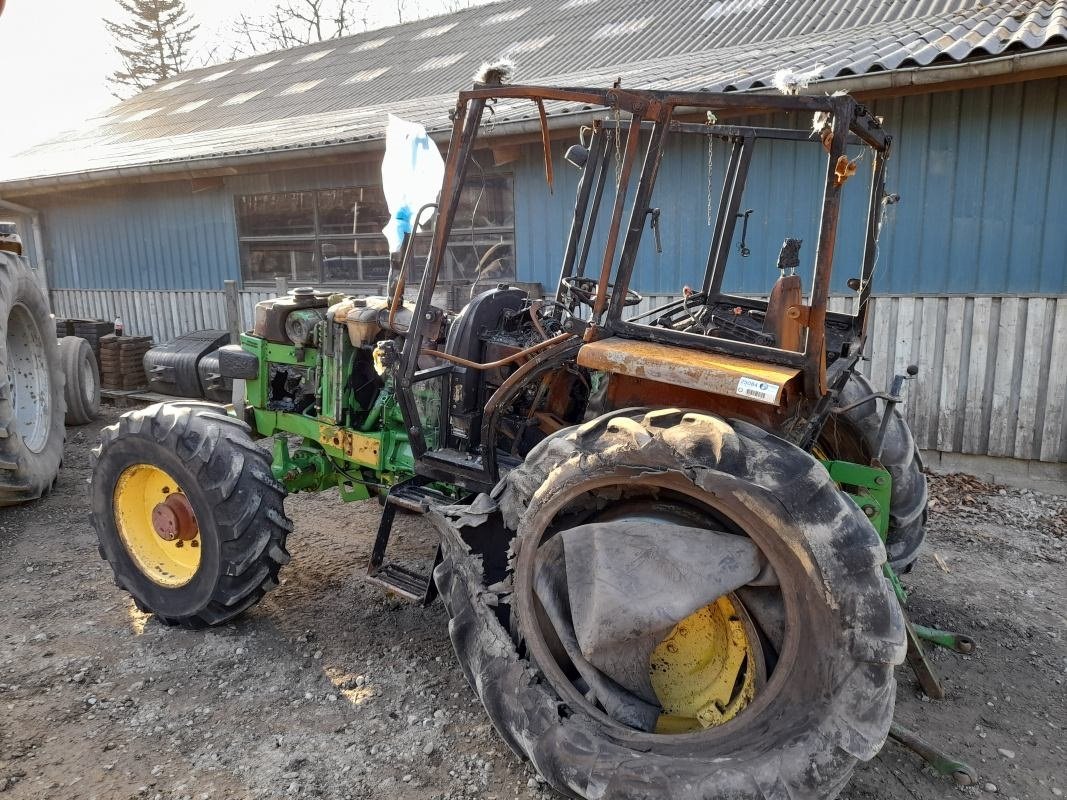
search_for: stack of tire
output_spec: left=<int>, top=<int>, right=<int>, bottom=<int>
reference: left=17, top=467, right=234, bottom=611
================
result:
left=67, top=319, right=112, bottom=363
left=99, top=334, right=152, bottom=390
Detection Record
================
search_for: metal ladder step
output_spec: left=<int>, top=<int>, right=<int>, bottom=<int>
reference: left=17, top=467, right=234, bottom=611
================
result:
left=365, top=480, right=450, bottom=605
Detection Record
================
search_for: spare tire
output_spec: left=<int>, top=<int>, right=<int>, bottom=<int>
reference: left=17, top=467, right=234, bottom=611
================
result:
left=0, top=251, right=65, bottom=505
left=59, top=336, right=101, bottom=425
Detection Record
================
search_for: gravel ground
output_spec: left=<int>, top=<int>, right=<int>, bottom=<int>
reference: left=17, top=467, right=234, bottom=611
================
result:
left=0, top=405, right=1064, bottom=800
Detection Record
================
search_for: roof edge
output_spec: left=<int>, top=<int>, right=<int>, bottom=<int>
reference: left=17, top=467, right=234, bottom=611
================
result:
left=5, top=47, right=1067, bottom=197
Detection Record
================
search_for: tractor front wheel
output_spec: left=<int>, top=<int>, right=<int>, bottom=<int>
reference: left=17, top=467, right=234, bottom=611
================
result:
left=435, top=408, right=905, bottom=800
left=91, top=402, right=291, bottom=628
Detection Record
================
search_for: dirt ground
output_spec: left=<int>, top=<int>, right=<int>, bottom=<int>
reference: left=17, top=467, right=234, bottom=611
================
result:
left=1, top=404, right=1064, bottom=800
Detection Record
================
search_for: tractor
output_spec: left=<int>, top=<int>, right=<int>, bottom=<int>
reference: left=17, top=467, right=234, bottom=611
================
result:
left=91, top=81, right=976, bottom=798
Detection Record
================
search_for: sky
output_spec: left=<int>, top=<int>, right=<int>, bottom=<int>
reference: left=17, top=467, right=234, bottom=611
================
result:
left=0, top=0, right=489, bottom=158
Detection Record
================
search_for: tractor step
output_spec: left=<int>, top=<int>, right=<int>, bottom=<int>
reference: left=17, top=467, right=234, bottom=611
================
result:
left=365, top=480, right=450, bottom=605
left=365, top=562, right=436, bottom=603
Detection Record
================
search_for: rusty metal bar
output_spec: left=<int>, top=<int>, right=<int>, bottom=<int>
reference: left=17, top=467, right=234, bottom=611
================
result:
left=706, top=135, right=755, bottom=296
left=590, top=105, right=645, bottom=319
left=397, top=96, right=483, bottom=456
left=855, top=147, right=889, bottom=338
left=556, top=123, right=606, bottom=302
left=461, top=85, right=836, bottom=114
left=574, top=128, right=614, bottom=281
left=803, top=94, right=854, bottom=396
left=607, top=104, right=674, bottom=322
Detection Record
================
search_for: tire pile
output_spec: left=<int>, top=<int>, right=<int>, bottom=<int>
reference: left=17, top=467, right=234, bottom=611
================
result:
left=56, top=319, right=112, bottom=362
left=99, top=334, right=152, bottom=390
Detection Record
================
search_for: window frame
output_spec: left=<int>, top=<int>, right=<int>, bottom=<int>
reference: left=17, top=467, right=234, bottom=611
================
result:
left=234, top=178, right=515, bottom=288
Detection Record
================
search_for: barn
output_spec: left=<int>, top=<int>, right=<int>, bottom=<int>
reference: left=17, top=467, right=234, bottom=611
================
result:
left=1, top=0, right=1065, bottom=488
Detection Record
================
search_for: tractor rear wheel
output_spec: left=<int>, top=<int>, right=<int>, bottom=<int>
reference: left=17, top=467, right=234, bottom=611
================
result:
left=91, top=402, right=292, bottom=628
left=436, top=408, right=905, bottom=800
left=821, top=370, right=928, bottom=571
left=0, top=251, right=65, bottom=506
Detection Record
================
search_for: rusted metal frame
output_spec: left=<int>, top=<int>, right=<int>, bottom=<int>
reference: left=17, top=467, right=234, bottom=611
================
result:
left=479, top=337, right=583, bottom=481
left=854, top=147, right=889, bottom=338
left=574, top=128, right=615, bottom=282
left=534, top=99, right=554, bottom=193
left=606, top=105, right=674, bottom=322
left=556, top=123, right=606, bottom=302
left=461, top=84, right=835, bottom=115
left=847, top=107, right=889, bottom=150
left=613, top=316, right=809, bottom=370
left=396, top=96, right=485, bottom=457
left=803, top=95, right=854, bottom=397
left=590, top=104, right=647, bottom=320
left=671, top=121, right=865, bottom=147
left=704, top=135, right=755, bottom=296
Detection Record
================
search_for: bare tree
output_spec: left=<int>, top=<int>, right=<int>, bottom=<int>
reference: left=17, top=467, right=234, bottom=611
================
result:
left=230, top=0, right=367, bottom=55
left=105, top=0, right=199, bottom=94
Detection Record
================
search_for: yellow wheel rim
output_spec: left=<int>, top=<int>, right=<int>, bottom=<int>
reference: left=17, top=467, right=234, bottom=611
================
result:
left=114, top=464, right=202, bottom=588
left=650, top=594, right=764, bottom=733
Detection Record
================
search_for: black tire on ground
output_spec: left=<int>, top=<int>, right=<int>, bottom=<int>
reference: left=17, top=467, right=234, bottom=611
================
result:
left=58, top=336, right=101, bottom=425
left=434, top=408, right=905, bottom=800
left=91, top=401, right=292, bottom=628
left=821, top=369, right=929, bottom=571
left=0, top=251, right=65, bottom=506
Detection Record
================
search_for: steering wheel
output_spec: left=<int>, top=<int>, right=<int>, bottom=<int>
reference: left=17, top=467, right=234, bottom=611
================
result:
left=561, top=275, right=643, bottom=309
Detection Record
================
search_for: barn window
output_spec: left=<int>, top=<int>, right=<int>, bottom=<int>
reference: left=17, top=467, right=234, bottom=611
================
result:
left=235, top=177, right=514, bottom=289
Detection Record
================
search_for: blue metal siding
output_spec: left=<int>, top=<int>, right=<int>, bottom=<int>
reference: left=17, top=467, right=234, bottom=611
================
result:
left=40, top=181, right=237, bottom=290
left=37, top=77, right=1067, bottom=296
left=514, top=77, right=1067, bottom=296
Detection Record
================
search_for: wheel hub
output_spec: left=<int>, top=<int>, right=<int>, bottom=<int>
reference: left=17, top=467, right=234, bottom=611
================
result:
left=151, top=493, right=199, bottom=542
left=650, top=594, right=764, bottom=733
left=113, top=464, right=202, bottom=587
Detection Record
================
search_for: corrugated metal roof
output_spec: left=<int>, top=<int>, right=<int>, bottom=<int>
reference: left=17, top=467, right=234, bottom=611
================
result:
left=4, top=0, right=1067, bottom=186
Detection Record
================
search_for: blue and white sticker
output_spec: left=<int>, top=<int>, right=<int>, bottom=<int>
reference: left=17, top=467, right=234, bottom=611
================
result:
left=736, top=376, right=779, bottom=403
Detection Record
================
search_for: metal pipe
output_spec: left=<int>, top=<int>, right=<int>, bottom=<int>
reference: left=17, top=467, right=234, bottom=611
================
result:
left=421, top=332, right=572, bottom=371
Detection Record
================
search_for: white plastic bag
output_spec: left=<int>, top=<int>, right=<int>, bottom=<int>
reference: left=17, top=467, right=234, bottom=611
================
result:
left=380, top=114, right=445, bottom=253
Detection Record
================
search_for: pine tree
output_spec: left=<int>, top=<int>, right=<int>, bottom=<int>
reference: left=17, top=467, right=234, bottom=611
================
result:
left=105, top=0, right=199, bottom=94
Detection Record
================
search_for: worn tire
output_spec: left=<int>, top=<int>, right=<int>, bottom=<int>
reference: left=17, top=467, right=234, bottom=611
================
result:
left=0, top=251, right=65, bottom=506
left=59, top=336, right=101, bottom=425
left=822, top=371, right=928, bottom=571
left=91, top=401, right=291, bottom=628
left=435, top=408, right=905, bottom=800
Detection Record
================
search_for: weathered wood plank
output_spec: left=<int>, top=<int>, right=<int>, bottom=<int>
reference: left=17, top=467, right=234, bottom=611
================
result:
left=913, top=297, right=943, bottom=449
left=937, top=296, right=967, bottom=452
left=987, top=298, right=1022, bottom=457
left=1040, top=298, right=1067, bottom=461
left=893, top=297, right=917, bottom=429
left=961, top=297, right=993, bottom=455
left=1014, top=298, right=1049, bottom=460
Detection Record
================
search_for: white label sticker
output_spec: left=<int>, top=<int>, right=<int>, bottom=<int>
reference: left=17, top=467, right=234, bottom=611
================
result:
left=736, top=376, right=779, bottom=403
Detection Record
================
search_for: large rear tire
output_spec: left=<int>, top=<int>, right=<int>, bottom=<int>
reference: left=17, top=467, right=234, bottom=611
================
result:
left=0, top=251, right=65, bottom=506
left=91, top=401, right=292, bottom=628
left=435, top=408, right=905, bottom=800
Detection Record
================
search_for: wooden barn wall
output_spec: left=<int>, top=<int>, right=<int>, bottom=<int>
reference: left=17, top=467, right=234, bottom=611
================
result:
left=50, top=289, right=1066, bottom=463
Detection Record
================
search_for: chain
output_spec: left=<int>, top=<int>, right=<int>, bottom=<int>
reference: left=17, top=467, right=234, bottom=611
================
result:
left=613, top=102, right=623, bottom=190
left=705, top=111, right=717, bottom=227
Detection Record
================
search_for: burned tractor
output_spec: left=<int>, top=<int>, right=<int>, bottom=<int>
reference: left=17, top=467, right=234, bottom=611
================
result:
left=91, top=83, right=976, bottom=798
